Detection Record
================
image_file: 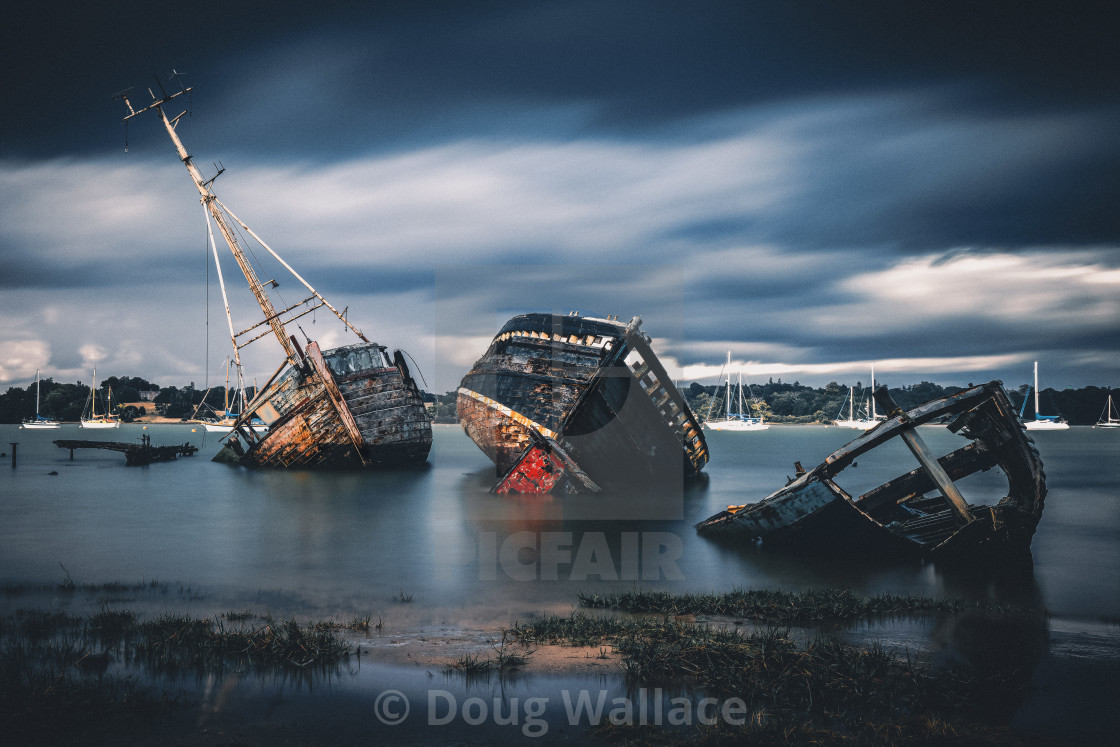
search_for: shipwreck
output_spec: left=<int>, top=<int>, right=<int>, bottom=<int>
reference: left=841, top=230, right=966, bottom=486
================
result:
left=118, top=77, right=431, bottom=469
left=697, top=383, right=1047, bottom=560
left=457, top=313, right=709, bottom=494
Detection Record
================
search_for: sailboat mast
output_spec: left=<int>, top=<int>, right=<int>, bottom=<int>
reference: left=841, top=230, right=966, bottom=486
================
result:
left=870, top=365, right=876, bottom=419
left=725, top=351, right=732, bottom=418
left=738, top=371, right=743, bottom=418
left=1033, top=361, right=1040, bottom=416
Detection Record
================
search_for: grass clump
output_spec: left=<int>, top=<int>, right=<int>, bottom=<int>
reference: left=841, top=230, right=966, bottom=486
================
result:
left=448, top=651, right=494, bottom=675
left=447, top=636, right=535, bottom=676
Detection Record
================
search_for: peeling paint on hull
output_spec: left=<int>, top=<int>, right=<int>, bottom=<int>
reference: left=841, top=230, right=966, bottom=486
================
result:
left=457, top=313, right=708, bottom=494
left=220, top=341, right=432, bottom=469
left=696, top=382, right=1047, bottom=561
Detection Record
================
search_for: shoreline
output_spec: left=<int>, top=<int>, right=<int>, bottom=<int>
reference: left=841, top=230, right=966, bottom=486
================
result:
left=1, top=584, right=1104, bottom=745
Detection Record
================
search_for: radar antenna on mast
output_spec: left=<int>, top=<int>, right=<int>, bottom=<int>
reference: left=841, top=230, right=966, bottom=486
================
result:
left=169, top=70, right=192, bottom=115
left=112, top=87, right=136, bottom=150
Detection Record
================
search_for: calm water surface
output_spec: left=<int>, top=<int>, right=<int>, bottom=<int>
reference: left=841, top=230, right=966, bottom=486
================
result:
left=2, top=422, right=1117, bottom=742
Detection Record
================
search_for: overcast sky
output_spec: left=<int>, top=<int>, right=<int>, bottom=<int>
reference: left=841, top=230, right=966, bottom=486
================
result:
left=2, top=0, right=1118, bottom=394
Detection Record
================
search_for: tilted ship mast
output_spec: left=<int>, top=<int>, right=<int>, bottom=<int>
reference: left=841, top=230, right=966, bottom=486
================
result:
left=117, top=76, right=432, bottom=468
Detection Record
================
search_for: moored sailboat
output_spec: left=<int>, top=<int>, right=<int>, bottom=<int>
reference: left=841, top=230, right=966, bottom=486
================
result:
left=834, top=367, right=883, bottom=430
left=20, top=369, right=61, bottom=429
left=703, top=352, right=769, bottom=431
left=833, top=386, right=866, bottom=429
left=80, top=368, right=121, bottom=429
left=1095, top=394, right=1120, bottom=428
left=1021, top=361, right=1069, bottom=431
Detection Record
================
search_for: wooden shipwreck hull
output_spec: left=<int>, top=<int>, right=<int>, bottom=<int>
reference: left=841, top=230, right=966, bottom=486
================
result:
left=218, top=341, right=432, bottom=469
left=696, top=382, right=1047, bottom=560
left=457, top=313, right=709, bottom=494
left=118, top=80, right=433, bottom=473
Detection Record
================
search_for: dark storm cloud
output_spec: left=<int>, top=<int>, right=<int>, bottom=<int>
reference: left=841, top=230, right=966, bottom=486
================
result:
left=6, top=1, right=1119, bottom=154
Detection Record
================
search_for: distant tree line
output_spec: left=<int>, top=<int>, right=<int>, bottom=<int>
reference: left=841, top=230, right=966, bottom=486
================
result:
left=3, top=375, right=1115, bottom=426
left=0, top=375, right=257, bottom=423
left=686, top=378, right=1118, bottom=426
left=426, top=391, right=459, bottom=423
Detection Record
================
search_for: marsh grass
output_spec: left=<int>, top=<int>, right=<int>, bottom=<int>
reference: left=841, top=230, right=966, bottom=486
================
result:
left=510, top=597, right=1042, bottom=745
left=2, top=576, right=183, bottom=599
left=575, top=588, right=1016, bottom=625
left=134, top=613, right=353, bottom=672
left=0, top=604, right=363, bottom=740
left=2, top=608, right=355, bottom=678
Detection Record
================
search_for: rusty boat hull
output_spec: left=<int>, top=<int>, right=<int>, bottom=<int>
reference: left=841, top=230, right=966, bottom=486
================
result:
left=117, top=81, right=433, bottom=473
left=218, top=341, right=432, bottom=469
left=457, top=313, right=708, bottom=494
left=696, top=382, right=1046, bottom=561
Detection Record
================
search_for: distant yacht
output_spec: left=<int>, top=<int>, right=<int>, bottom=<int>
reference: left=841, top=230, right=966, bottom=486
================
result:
left=1095, top=394, right=1120, bottom=429
left=188, top=358, right=269, bottom=434
left=1021, top=361, right=1069, bottom=431
left=703, top=352, right=769, bottom=431
left=20, top=369, right=61, bottom=429
left=834, top=366, right=884, bottom=430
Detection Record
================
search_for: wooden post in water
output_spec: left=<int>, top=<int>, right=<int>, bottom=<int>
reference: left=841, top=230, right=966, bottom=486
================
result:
left=9, top=443, right=16, bottom=468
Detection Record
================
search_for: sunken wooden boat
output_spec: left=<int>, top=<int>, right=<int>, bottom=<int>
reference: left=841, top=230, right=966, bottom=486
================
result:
left=458, top=313, right=709, bottom=493
left=696, top=383, right=1046, bottom=560
left=119, top=79, right=431, bottom=469
left=215, top=341, right=431, bottom=469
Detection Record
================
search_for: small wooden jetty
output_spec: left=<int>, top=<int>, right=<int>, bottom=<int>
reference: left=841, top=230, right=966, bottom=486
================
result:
left=54, top=434, right=198, bottom=466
